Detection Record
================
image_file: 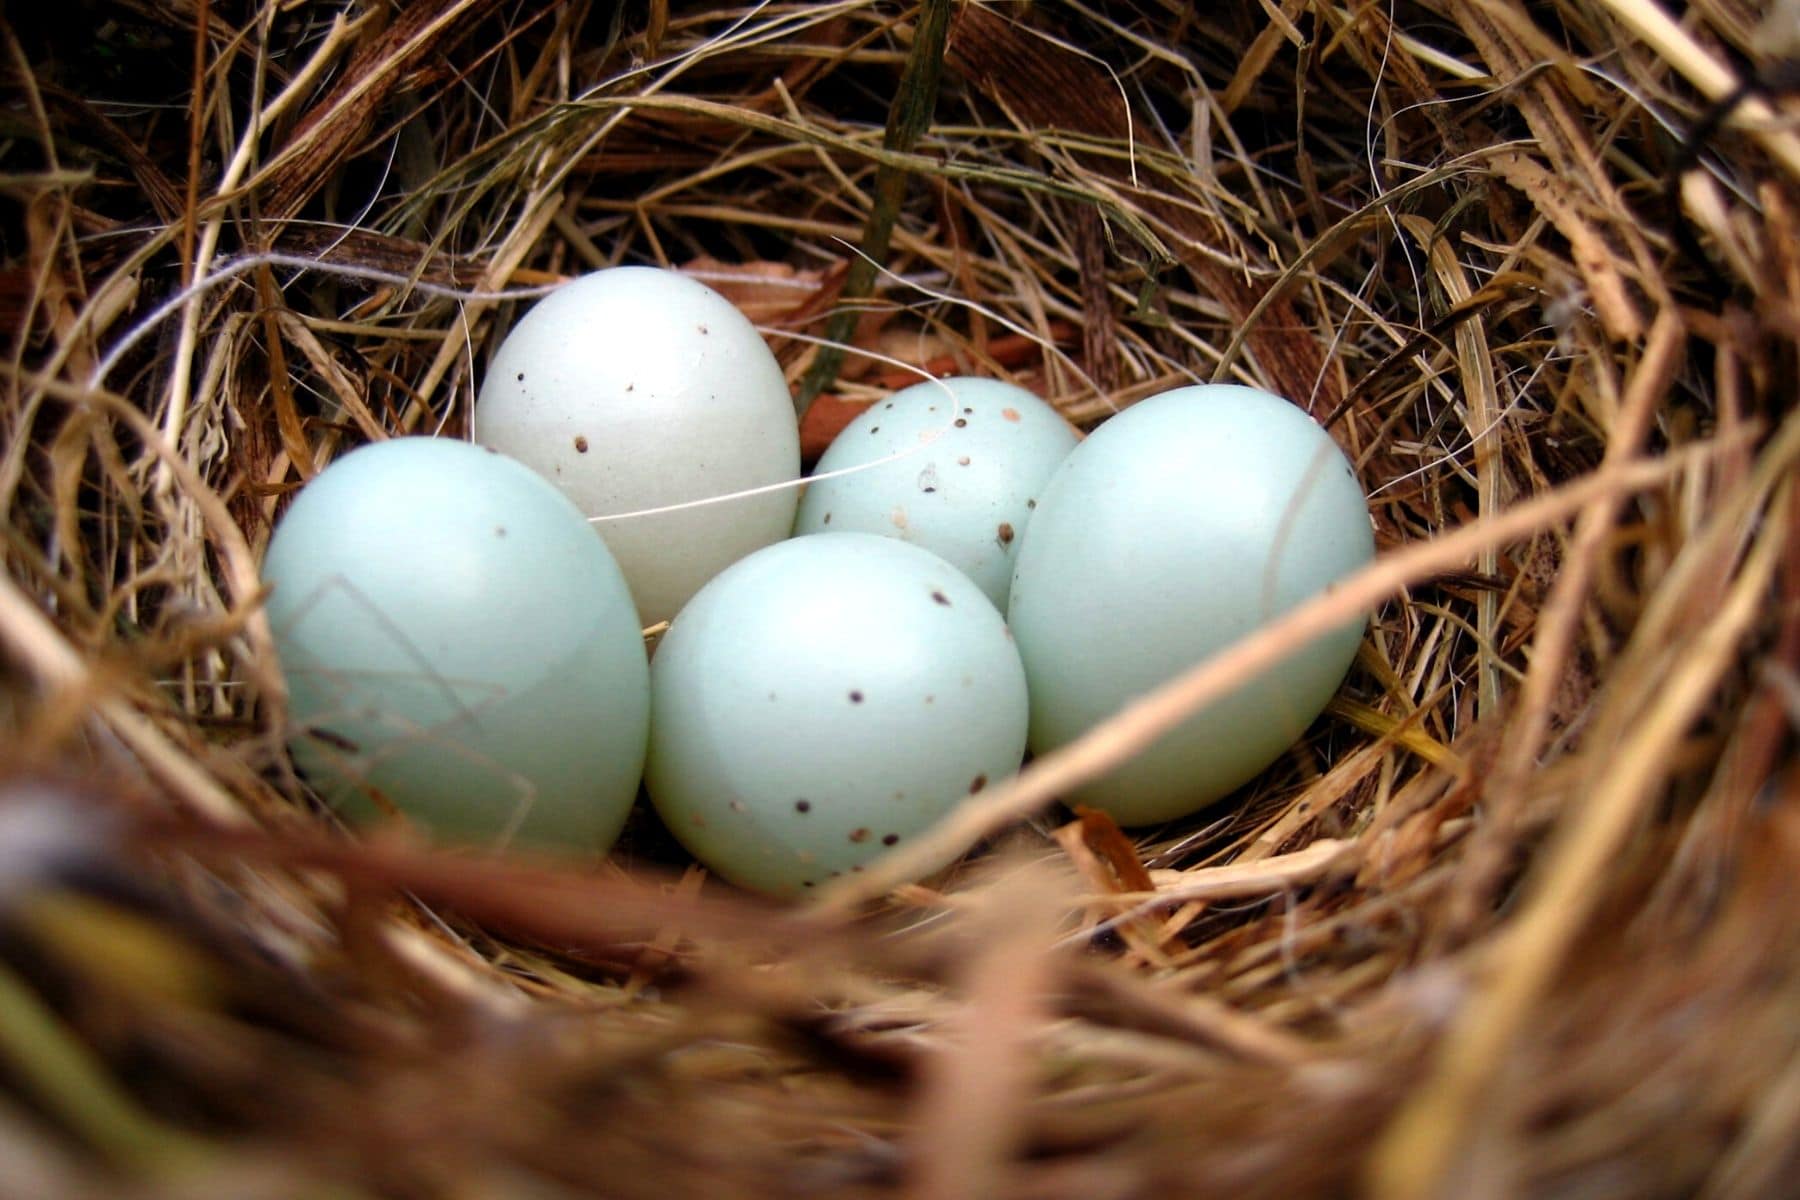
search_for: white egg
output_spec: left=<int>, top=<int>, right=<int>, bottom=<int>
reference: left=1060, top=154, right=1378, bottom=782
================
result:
left=792, top=376, right=1077, bottom=609
left=646, top=533, right=1028, bottom=897
left=262, top=437, right=650, bottom=853
left=1007, top=384, right=1375, bottom=826
left=473, top=266, right=800, bottom=626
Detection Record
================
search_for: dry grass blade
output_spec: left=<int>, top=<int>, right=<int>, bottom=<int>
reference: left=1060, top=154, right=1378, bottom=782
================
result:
left=906, top=865, right=1063, bottom=1200
left=799, top=0, right=954, bottom=411
left=1592, top=0, right=1800, bottom=179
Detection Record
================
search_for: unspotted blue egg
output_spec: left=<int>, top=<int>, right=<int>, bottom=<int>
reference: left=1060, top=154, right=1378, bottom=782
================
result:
left=793, top=377, right=1077, bottom=609
left=262, top=437, right=650, bottom=853
left=1007, top=385, right=1375, bottom=825
left=647, top=533, right=1028, bottom=897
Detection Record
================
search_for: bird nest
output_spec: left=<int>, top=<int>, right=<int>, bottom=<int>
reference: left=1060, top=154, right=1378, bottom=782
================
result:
left=1, top=2, right=1796, bottom=1197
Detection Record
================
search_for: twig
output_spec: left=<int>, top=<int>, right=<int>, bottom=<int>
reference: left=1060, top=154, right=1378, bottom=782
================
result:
left=798, top=0, right=955, bottom=414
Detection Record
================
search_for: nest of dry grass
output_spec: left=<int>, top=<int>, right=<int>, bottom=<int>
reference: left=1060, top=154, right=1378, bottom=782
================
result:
left=2, top=1, right=1798, bottom=1196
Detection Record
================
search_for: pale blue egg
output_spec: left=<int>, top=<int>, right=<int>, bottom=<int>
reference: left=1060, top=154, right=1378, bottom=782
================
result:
left=646, top=533, right=1028, bottom=897
left=793, top=377, right=1077, bottom=609
left=263, top=437, right=650, bottom=853
left=474, top=267, right=800, bottom=626
left=1007, top=385, right=1375, bottom=826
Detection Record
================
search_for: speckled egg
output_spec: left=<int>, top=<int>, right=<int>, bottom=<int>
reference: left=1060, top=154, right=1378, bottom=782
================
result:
left=1007, top=384, right=1375, bottom=826
left=792, top=377, right=1077, bottom=609
left=646, top=533, right=1028, bottom=897
left=474, top=266, right=800, bottom=626
left=262, top=437, right=650, bottom=854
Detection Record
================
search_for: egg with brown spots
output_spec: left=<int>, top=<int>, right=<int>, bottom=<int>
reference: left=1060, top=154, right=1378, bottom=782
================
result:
left=793, top=377, right=1076, bottom=610
left=262, top=437, right=649, bottom=854
left=474, top=267, right=799, bottom=626
left=646, top=533, right=1028, bottom=897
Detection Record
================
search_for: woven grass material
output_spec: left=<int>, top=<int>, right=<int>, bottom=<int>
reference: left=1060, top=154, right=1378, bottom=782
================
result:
left=2, top=2, right=1797, bottom=1196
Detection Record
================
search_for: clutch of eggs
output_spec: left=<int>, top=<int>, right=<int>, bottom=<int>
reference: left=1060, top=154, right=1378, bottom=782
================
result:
left=263, top=341, right=1373, bottom=887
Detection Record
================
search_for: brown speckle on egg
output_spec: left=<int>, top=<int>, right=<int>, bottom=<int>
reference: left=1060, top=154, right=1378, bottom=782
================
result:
left=849, top=828, right=870, bottom=843
left=931, top=590, right=950, bottom=606
left=310, top=727, right=360, bottom=753
left=573, top=435, right=589, bottom=453
left=954, top=418, right=968, bottom=428
left=795, top=799, right=812, bottom=813
left=849, top=690, right=865, bottom=704
left=969, top=774, right=987, bottom=793
left=882, top=833, right=900, bottom=846
left=1001, top=407, right=1021, bottom=422
left=997, top=522, right=1015, bottom=546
